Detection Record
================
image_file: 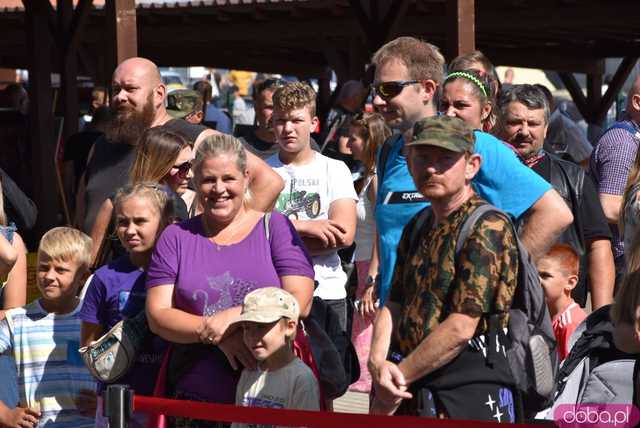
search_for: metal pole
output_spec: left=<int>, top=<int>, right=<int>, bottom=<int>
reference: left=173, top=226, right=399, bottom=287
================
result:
left=104, top=385, right=133, bottom=428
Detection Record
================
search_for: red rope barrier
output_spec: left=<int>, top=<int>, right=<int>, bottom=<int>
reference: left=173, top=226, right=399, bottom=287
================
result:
left=133, top=395, right=557, bottom=428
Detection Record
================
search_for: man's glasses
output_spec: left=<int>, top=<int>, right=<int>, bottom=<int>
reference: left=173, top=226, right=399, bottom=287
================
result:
left=372, top=80, right=421, bottom=101
left=171, top=161, right=192, bottom=176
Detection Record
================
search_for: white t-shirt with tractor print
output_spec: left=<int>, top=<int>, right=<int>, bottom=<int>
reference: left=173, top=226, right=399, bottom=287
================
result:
left=267, top=152, right=358, bottom=300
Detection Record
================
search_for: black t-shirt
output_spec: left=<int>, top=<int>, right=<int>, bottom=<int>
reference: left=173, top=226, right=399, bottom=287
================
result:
left=238, top=129, right=321, bottom=161
left=532, top=155, right=612, bottom=242
left=64, top=130, right=103, bottom=187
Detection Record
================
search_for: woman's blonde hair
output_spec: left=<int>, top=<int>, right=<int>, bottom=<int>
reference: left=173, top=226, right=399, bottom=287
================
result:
left=38, top=227, right=93, bottom=270
left=129, top=127, right=191, bottom=184
left=611, top=226, right=640, bottom=326
left=193, top=134, right=248, bottom=177
left=350, top=112, right=391, bottom=175
left=113, top=182, right=175, bottom=231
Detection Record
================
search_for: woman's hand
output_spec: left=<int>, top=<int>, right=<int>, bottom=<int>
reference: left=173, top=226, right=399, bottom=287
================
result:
left=196, top=308, right=238, bottom=345
left=359, top=283, right=377, bottom=320
left=218, top=328, right=256, bottom=371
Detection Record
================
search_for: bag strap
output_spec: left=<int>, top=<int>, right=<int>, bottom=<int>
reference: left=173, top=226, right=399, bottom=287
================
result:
left=264, top=212, right=272, bottom=241
left=376, top=134, right=398, bottom=187
left=408, top=207, right=433, bottom=257
left=454, top=204, right=504, bottom=256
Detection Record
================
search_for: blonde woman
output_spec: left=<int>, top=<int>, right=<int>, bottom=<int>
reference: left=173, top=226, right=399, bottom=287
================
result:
left=146, top=135, right=314, bottom=426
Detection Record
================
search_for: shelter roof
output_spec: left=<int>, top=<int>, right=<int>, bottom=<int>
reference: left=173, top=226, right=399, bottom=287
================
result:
left=1, top=0, right=640, bottom=77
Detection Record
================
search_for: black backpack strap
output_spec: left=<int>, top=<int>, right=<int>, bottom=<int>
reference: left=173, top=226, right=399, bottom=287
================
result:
left=408, top=207, right=433, bottom=257
left=454, top=204, right=503, bottom=256
left=376, top=134, right=398, bottom=187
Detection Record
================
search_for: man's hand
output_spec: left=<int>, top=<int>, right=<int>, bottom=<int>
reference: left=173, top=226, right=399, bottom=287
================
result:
left=218, top=328, right=256, bottom=371
left=0, top=406, right=41, bottom=428
left=75, top=389, right=97, bottom=417
left=298, top=220, right=348, bottom=248
left=370, top=360, right=413, bottom=405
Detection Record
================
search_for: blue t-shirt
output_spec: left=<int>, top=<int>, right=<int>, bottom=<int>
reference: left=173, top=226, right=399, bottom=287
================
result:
left=375, top=130, right=552, bottom=305
left=79, top=256, right=167, bottom=395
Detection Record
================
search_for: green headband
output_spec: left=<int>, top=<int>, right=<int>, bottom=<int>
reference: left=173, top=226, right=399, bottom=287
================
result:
left=445, top=71, right=488, bottom=98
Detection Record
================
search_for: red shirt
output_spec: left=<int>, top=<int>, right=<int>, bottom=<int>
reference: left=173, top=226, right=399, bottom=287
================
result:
left=552, top=301, right=587, bottom=360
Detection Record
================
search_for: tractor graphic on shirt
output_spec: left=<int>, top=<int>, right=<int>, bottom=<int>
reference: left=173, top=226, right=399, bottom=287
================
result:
left=281, top=189, right=321, bottom=220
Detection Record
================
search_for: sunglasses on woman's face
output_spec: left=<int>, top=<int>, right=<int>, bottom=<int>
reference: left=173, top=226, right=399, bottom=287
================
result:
left=372, top=80, right=421, bottom=101
left=172, top=161, right=192, bottom=176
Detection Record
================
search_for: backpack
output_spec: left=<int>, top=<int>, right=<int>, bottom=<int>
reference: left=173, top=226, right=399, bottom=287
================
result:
left=409, top=203, right=558, bottom=416
left=265, top=213, right=360, bottom=399
left=547, top=305, right=640, bottom=417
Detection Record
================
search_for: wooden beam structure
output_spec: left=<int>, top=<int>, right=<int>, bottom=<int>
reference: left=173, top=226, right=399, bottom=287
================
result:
left=105, top=0, right=137, bottom=81
left=446, top=0, right=475, bottom=62
left=58, top=0, right=79, bottom=141
left=558, top=57, right=638, bottom=127
left=24, top=0, right=60, bottom=233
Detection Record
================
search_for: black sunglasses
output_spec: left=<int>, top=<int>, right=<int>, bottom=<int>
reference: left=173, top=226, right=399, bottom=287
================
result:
left=372, top=80, right=421, bottom=101
left=172, top=161, right=192, bottom=176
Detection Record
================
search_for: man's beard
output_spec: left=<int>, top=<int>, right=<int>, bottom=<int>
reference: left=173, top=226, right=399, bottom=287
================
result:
left=105, top=92, right=156, bottom=145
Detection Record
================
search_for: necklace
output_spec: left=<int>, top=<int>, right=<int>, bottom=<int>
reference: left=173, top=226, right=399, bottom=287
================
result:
left=202, top=210, right=249, bottom=250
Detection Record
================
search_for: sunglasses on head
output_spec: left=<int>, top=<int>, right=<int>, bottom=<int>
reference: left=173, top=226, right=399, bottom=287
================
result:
left=172, top=161, right=192, bottom=176
left=372, top=80, right=421, bottom=101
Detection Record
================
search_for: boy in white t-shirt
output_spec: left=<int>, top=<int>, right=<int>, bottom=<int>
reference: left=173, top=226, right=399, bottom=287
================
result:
left=0, top=227, right=96, bottom=428
left=231, top=287, right=319, bottom=427
left=266, top=82, right=357, bottom=331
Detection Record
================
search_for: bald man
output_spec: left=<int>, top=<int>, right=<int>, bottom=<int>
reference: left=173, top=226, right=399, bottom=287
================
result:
left=589, top=75, right=640, bottom=291
left=76, top=57, right=284, bottom=235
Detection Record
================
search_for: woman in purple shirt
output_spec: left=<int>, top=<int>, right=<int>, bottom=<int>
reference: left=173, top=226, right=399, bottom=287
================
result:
left=145, top=134, right=315, bottom=418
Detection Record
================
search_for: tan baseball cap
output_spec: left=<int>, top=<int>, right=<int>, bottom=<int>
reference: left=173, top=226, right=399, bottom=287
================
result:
left=231, top=287, right=300, bottom=325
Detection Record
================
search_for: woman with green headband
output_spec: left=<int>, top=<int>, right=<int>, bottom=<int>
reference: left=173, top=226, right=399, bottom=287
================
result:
left=440, top=69, right=494, bottom=131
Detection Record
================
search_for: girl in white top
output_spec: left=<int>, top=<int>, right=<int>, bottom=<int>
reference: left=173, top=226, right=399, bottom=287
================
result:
left=346, top=112, right=391, bottom=393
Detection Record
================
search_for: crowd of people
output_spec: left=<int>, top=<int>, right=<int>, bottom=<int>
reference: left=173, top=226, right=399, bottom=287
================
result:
left=0, top=34, right=639, bottom=427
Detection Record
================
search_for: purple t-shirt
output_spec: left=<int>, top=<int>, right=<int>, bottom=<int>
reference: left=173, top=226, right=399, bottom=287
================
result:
left=79, top=256, right=167, bottom=395
left=146, top=212, right=314, bottom=403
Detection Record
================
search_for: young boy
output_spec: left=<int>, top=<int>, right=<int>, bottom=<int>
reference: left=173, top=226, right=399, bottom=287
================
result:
left=231, top=287, right=319, bottom=427
left=0, top=227, right=96, bottom=428
left=538, top=243, right=588, bottom=360
left=266, top=82, right=357, bottom=332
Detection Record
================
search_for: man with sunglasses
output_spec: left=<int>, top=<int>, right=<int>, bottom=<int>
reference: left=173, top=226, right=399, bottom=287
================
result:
left=368, top=35, right=573, bottom=350
left=77, top=57, right=284, bottom=236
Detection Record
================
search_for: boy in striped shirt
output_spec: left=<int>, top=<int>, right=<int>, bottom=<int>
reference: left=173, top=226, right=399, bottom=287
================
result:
left=537, top=243, right=588, bottom=361
left=0, top=227, right=96, bottom=428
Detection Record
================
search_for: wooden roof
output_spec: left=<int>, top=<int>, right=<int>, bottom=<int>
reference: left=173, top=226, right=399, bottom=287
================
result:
left=2, top=0, right=640, bottom=77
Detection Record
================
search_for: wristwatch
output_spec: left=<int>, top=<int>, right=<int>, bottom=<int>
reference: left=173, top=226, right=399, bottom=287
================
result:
left=365, top=275, right=376, bottom=286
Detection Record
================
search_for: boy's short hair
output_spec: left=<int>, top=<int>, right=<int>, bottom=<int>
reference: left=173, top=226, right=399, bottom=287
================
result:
left=371, top=36, right=445, bottom=86
left=543, top=243, right=579, bottom=277
left=272, top=82, right=317, bottom=117
left=38, top=227, right=92, bottom=270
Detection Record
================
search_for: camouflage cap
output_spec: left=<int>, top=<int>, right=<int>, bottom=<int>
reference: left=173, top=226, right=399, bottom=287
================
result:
left=230, top=287, right=300, bottom=325
left=407, top=116, right=475, bottom=153
left=166, top=89, right=203, bottom=119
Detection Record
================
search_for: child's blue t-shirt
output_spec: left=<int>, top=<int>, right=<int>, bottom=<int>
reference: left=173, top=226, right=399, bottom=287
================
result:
left=375, top=130, right=552, bottom=305
left=0, top=300, right=96, bottom=428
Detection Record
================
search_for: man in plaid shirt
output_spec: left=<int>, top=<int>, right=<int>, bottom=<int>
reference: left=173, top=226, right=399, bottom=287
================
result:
left=590, top=75, right=640, bottom=291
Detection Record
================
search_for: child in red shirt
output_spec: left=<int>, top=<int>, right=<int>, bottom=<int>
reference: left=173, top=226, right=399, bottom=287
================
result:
left=537, top=244, right=587, bottom=361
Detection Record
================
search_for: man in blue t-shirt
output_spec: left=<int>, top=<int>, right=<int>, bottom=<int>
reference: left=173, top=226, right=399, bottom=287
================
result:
left=369, top=37, right=573, bottom=306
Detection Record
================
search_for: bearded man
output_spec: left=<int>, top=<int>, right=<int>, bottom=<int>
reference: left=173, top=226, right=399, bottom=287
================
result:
left=76, top=58, right=283, bottom=233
